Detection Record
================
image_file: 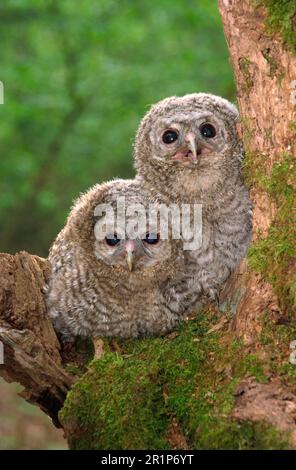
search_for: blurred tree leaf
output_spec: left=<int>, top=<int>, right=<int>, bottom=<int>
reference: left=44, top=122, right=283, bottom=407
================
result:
left=0, top=0, right=234, bottom=255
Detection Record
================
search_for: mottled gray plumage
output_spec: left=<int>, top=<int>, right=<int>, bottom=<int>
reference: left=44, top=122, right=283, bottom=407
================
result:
left=46, top=179, right=190, bottom=339
left=134, top=93, right=253, bottom=306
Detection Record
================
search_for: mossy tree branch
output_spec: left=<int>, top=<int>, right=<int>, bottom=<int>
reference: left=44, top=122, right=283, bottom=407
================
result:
left=0, top=0, right=295, bottom=450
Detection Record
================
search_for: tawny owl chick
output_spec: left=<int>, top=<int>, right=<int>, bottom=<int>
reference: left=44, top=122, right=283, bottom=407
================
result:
left=46, top=179, right=190, bottom=339
left=134, top=93, right=252, bottom=306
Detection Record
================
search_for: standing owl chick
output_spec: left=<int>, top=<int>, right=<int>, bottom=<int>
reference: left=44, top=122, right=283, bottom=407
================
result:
left=133, top=93, right=252, bottom=306
left=46, top=179, right=190, bottom=340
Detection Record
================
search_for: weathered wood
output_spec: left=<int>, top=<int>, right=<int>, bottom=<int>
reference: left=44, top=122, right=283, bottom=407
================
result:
left=0, top=252, right=74, bottom=426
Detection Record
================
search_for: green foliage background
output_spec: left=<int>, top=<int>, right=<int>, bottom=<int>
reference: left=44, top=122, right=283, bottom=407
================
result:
left=0, top=0, right=234, bottom=256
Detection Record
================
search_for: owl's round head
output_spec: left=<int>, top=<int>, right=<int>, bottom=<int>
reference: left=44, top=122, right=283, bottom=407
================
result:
left=134, top=93, right=242, bottom=199
left=69, top=180, right=176, bottom=278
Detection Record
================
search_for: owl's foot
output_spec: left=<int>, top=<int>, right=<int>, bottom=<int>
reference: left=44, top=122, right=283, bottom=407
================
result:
left=93, top=337, right=104, bottom=359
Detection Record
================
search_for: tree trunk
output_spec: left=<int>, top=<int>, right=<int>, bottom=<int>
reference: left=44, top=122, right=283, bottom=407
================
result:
left=0, top=0, right=295, bottom=450
left=218, top=0, right=296, bottom=343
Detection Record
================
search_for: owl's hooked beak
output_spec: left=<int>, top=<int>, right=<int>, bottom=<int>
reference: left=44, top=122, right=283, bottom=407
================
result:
left=171, top=132, right=198, bottom=165
left=125, top=240, right=135, bottom=272
left=185, top=133, right=198, bottom=162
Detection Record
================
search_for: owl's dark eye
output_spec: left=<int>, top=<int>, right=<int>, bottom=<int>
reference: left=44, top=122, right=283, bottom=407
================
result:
left=105, top=234, right=120, bottom=246
left=200, top=123, right=216, bottom=138
left=162, top=129, right=179, bottom=144
left=144, top=233, right=160, bottom=245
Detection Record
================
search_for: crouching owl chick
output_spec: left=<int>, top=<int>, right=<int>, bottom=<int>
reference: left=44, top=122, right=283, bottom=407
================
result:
left=134, top=93, right=253, bottom=307
left=46, top=179, right=191, bottom=340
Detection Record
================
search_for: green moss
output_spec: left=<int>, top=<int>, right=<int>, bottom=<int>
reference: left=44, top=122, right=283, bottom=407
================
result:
left=261, top=47, right=283, bottom=79
left=63, top=337, right=95, bottom=376
left=242, top=150, right=269, bottom=189
left=288, top=121, right=296, bottom=134
left=248, top=154, right=296, bottom=310
left=241, top=120, right=272, bottom=189
left=255, top=0, right=296, bottom=54
left=194, top=421, right=290, bottom=450
left=60, top=309, right=292, bottom=450
left=63, top=353, right=168, bottom=450
left=241, top=117, right=254, bottom=145
left=65, top=364, right=84, bottom=376
left=259, top=312, right=296, bottom=387
left=239, top=57, right=254, bottom=93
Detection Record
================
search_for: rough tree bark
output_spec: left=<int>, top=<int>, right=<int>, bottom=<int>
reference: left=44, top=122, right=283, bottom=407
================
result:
left=216, top=0, right=296, bottom=445
left=0, top=0, right=295, bottom=450
left=218, top=0, right=296, bottom=344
